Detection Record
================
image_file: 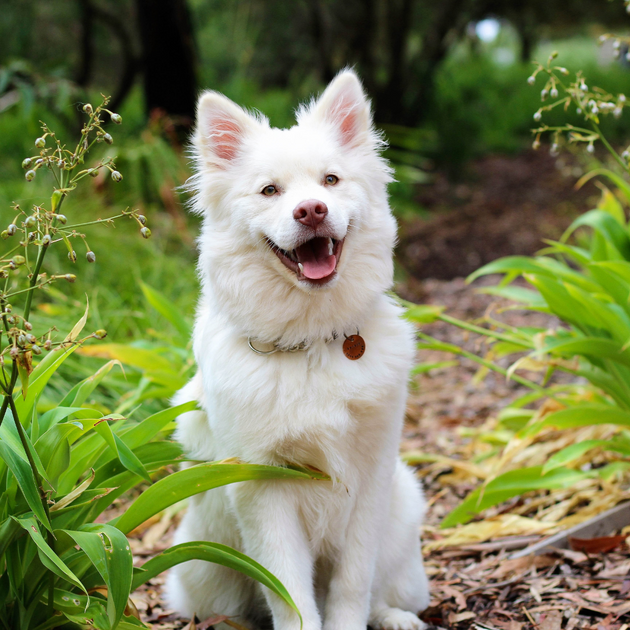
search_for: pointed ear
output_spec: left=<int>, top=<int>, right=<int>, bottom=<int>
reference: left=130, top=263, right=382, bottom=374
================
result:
left=307, top=70, right=372, bottom=147
left=194, top=91, right=262, bottom=165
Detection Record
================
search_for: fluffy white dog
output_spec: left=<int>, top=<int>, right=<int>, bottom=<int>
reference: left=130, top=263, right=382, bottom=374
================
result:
left=166, top=69, right=430, bottom=630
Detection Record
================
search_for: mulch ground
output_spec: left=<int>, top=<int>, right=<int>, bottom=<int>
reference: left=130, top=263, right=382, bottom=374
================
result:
left=116, top=151, right=629, bottom=629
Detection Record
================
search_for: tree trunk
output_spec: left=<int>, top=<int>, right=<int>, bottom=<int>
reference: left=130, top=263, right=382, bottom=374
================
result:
left=135, top=0, right=197, bottom=133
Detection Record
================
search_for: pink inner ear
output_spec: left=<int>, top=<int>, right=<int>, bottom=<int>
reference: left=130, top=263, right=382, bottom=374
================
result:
left=211, top=118, right=242, bottom=161
left=330, top=94, right=358, bottom=146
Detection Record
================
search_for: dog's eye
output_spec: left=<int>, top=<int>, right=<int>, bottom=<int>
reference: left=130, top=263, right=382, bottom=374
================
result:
left=325, top=174, right=339, bottom=185
left=261, top=185, right=278, bottom=196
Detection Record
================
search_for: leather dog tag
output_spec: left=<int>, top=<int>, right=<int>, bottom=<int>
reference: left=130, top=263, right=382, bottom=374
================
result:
left=343, top=334, right=366, bottom=360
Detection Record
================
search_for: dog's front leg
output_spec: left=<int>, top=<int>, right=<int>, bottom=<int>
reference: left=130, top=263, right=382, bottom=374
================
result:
left=229, top=480, right=322, bottom=630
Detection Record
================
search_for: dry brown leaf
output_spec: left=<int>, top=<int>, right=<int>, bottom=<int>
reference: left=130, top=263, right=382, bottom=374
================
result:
left=488, top=555, right=556, bottom=580
left=569, top=535, right=626, bottom=554
left=438, top=584, right=468, bottom=611
left=538, top=610, right=562, bottom=630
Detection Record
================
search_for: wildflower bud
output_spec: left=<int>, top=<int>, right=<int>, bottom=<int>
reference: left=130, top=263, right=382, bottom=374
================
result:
left=5, top=305, right=12, bottom=314
left=32, top=345, right=41, bottom=355
left=68, top=251, right=77, bottom=263
left=35, top=137, right=46, bottom=149
left=18, top=335, right=26, bottom=346
left=56, top=214, right=67, bottom=224
left=24, top=216, right=36, bottom=229
left=137, top=214, right=147, bottom=225
left=83, top=103, right=93, bottom=114
left=24, top=321, right=32, bottom=331
left=25, top=170, right=36, bottom=181
left=11, top=256, right=25, bottom=266
left=6, top=315, right=14, bottom=324
left=576, top=107, right=582, bottom=115
left=57, top=159, right=64, bottom=168
left=541, top=89, right=548, bottom=101
left=614, top=107, right=623, bottom=118
left=532, top=139, right=540, bottom=150
left=587, top=143, right=595, bottom=154
left=22, top=158, right=32, bottom=169
left=620, top=94, right=627, bottom=103
left=89, top=168, right=99, bottom=178
left=1, top=231, right=8, bottom=240
left=64, top=274, right=76, bottom=283
left=7, top=224, right=17, bottom=236
left=111, top=170, right=122, bottom=182
left=35, top=158, right=44, bottom=167
left=110, top=113, right=122, bottom=124
left=550, top=87, right=558, bottom=98
left=28, top=232, right=36, bottom=242
left=94, top=329, right=107, bottom=339
left=42, top=234, right=52, bottom=246
left=8, top=262, right=16, bottom=270
left=44, top=339, right=52, bottom=351
left=26, top=334, right=36, bottom=344
left=533, top=111, right=542, bottom=121
left=623, top=150, right=630, bottom=161
left=10, top=347, right=18, bottom=359
left=140, top=227, right=151, bottom=239
left=527, top=75, right=535, bottom=85
left=103, top=133, right=113, bottom=145
left=558, top=67, right=569, bottom=75
left=86, top=251, right=96, bottom=263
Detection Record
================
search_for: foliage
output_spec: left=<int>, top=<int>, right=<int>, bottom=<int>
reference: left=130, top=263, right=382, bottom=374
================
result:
left=408, top=32, right=630, bottom=530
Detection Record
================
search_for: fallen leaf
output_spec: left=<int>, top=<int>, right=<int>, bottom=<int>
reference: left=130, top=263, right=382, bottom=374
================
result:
left=569, top=535, right=625, bottom=554
left=539, top=610, right=562, bottom=630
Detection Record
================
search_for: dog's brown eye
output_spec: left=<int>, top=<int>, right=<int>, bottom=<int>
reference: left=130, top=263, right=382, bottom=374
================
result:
left=325, top=174, right=339, bottom=185
left=262, top=185, right=278, bottom=196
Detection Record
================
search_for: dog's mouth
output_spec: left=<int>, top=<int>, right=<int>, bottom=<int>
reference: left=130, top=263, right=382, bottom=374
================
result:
left=267, top=236, right=345, bottom=285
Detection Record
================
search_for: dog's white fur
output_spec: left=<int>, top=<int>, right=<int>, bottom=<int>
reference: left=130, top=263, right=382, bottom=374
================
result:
left=166, top=70, right=429, bottom=630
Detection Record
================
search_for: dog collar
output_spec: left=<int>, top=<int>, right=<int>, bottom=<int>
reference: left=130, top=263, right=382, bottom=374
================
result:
left=247, top=331, right=366, bottom=360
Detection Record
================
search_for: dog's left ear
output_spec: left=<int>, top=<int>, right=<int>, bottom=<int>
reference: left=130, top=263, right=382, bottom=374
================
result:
left=307, top=70, right=372, bottom=148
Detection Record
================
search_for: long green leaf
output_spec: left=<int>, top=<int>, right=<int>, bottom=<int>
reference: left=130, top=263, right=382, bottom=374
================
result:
left=114, top=462, right=329, bottom=534
left=94, top=421, right=151, bottom=483
left=543, top=439, right=630, bottom=473
left=132, top=541, right=302, bottom=627
left=13, top=514, right=86, bottom=593
left=441, top=466, right=587, bottom=528
left=64, top=524, right=133, bottom=629
left=140, top=282, right=191, bottom=339
left=0, top=440, right=51, bottom=530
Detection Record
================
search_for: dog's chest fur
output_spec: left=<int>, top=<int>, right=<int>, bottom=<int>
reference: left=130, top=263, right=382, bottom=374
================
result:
left=179, top=294, right=414, bottom=483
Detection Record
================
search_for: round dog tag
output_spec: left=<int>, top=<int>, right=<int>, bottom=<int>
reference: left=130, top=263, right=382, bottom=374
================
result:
left=343, top=334, right=366, bottom=360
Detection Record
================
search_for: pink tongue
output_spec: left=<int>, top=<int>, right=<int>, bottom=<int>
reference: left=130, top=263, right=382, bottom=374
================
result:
left=295, top=238, right=336, bottom=280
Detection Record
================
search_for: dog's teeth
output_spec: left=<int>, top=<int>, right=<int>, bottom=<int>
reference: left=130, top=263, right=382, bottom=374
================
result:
left=298, top=263, right=304, bottom=274
left=328, top=238, right=333, bottom=256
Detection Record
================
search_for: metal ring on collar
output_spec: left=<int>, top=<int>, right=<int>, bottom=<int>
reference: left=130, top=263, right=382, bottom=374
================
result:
left=248, top=337, right=279, bottom=355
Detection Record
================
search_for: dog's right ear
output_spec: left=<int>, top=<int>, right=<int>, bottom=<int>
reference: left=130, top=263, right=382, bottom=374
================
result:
left=195, top=91, right=261, bottom=166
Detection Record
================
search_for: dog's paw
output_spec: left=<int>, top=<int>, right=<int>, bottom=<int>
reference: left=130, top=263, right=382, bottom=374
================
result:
left=370, top=608, right=426, bottom=630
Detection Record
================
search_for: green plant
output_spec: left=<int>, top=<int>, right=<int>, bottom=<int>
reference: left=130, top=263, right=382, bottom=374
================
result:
left=0, top=99, right=323, bottom=629
left=406, top=29, right=630, bottom=532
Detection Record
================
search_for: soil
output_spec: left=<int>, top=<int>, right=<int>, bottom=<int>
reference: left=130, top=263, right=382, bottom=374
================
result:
left=396, top=150, right=596, bottom=282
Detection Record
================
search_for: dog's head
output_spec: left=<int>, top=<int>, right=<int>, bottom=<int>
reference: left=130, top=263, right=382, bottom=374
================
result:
left=191, top=70, right=397, bottom=342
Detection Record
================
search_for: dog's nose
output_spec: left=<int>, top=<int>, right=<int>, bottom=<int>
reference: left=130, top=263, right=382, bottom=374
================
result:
left=293, top=199, right=328, bottom=228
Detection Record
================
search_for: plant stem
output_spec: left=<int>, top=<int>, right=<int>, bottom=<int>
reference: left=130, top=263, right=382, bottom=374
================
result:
left=23, top=243, right=49, bottom=324
left=591, top=121, right=629, bottom=172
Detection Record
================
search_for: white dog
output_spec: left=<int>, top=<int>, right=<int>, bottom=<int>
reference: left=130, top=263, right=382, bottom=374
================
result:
left=166, top=69, right=430, bottom=630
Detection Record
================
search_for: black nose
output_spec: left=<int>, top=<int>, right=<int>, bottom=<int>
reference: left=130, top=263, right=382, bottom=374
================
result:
left=293, top=199, right=328, bottom=229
